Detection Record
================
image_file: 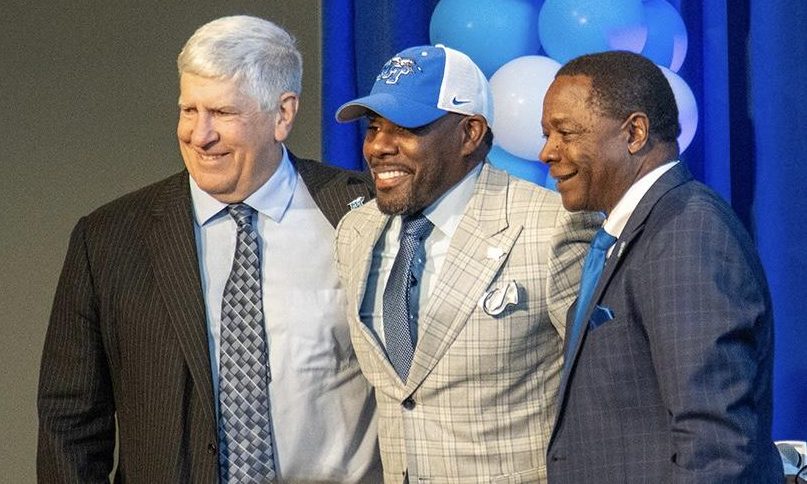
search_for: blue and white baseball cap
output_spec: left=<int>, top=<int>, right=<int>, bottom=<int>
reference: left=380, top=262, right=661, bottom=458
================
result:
left=336, top=44, right=493, bottom=128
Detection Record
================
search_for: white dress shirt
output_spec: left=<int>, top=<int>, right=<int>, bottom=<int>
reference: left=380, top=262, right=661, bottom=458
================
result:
left=603, top=160, right=679, bottom=246
left=360, top=162, right=482, bottom=344
left=190, top=146, right=379, bottom=482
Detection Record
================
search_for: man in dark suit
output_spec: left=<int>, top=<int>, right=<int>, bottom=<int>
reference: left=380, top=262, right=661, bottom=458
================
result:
left=541, top=51, right=783, bottom=482
left=37, top=15, right=380, bottom=482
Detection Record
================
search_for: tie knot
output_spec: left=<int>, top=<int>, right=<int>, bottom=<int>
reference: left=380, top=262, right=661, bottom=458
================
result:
left=401, top=213, right=434, bottom=240
left=591, top=228, right=617, bottom=251
left=226, top=203, right=255, bottom=228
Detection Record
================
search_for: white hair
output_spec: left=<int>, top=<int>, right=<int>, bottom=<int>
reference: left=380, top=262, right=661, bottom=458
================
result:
left=177, top=15, right=302, bottom=112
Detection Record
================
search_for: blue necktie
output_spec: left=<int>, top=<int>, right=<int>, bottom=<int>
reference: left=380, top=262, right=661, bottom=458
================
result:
left=564, top=228, right=617, bottom=372
left=218, top=204, right=276, bottom=482
left=383, top=213, right=434, bottom=381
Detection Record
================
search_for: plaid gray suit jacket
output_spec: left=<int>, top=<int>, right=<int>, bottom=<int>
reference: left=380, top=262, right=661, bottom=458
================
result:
left=335, top=163, right=600, bottom=483
left=37, top=155, right=378, bottom=482
left=547, top=162, right=782, bottom=483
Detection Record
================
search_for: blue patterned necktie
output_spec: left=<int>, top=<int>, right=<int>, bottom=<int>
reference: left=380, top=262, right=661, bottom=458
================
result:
left=383, top=213, right=434, bottom=381
left=563, top=228, right=617, bottom=372
left=218, top=203, right=276, bottom=483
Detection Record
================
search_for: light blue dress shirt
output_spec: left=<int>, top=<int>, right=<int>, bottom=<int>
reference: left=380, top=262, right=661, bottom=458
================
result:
left=189, top=147, right=378, bottom=482
left=360, top=162, right=482, bottom=345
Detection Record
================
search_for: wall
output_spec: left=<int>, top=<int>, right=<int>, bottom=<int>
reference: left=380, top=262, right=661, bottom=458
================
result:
left=0, top=2, right=322, bottom=480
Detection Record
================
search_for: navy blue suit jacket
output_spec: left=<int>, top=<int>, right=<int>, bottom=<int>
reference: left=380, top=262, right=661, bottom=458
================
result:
left=547, top=163, right=783, bottom=483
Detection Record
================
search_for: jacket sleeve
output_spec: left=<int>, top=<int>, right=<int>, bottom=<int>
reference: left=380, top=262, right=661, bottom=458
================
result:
left=37, top=217, right=115, bottom=483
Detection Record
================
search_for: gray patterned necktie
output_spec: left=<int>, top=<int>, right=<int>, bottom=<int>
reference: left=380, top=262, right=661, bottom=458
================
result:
left=383, top=213, right=434, bottom=381
left=218, top=203, right=276, bottom=483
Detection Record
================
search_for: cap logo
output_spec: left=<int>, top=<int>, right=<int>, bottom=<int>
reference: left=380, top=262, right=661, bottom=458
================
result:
left=377, top=56, right=421, bottom=85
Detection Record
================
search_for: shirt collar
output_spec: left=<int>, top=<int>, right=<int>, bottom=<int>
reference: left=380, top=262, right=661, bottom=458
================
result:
left=421, top=162, right=483, bottom=240
left=603, top=160, right=679, bottom=237
left=189, top=144, right=297, bottom=226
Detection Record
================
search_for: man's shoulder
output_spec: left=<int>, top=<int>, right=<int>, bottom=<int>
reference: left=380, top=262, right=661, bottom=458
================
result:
left=291, top=154, right=375, bottom=226
left=83, top=170, right=188, bottom=230
left=293, top=155, right=373, bottom=191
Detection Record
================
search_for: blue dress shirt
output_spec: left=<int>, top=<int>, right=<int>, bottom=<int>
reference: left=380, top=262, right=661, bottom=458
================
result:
left=189, top=147, right=379, bottom=482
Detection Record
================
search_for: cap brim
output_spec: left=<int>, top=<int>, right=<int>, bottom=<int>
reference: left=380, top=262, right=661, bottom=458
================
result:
left=335, top=93, right=448, bottom=129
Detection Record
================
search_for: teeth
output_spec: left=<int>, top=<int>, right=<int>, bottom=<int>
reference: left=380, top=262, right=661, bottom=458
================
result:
left=199, top=153, right=225, bottom=161
left=376, top=170, right=407, bottom=180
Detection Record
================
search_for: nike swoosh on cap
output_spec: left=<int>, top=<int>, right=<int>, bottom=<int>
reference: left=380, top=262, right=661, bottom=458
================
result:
left=451, top=96, right=471, bottom=106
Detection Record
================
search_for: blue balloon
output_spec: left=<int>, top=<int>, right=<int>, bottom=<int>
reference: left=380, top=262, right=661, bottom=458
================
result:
left=430, top=0, right=545, bottom=78
left=641, top=0, right=688, bottom=72
left=538, top=0, right=647, bottom=64
left=488, top=145, right=550, bottom=187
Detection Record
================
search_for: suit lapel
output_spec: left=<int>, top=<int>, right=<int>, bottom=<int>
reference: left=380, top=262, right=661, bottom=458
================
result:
left=147, top=172, right=216, bottom=427
left=345, top=204, right=403, bottom=383
left=406, top=164, right=521, bottom=391
left=553, top=162, right=695, bottom=439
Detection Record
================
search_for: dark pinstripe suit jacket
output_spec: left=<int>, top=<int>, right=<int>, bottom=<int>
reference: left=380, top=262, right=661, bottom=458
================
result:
left=547, top=163, right=783, bottom=483
left=37, top=155, right=374, bottom=483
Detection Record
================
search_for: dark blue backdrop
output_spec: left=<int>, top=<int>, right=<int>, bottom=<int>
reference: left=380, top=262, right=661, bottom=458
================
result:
left=321, top=0, right=807, bottom=440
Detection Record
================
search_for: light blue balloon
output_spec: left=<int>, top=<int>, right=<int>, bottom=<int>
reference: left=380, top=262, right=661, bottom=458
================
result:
left=538, top=0, right=647, bottom=64
left=430, top=0, right=545, bottom=78
left=488, top=145, right=550, bottom=188
left=641, top=0, right=688, bottom=72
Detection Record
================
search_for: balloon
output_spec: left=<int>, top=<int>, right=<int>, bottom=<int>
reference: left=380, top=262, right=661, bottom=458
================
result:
left=538, top=0, right=647, bottom=64
left=641, top=0, right=688, bottom=72
left=659, top=66, right=698, bottom=153
left=490, top=55, right=561, bottom=160
left=488, top=145, right=549, bottom=187
left=430, top=0, right=545, bottom=77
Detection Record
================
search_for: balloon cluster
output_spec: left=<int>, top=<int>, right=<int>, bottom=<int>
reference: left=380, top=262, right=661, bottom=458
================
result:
left=430, top=0, right=696, bottom=186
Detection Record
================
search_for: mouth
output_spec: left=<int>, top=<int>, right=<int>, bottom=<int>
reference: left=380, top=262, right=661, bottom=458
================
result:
left=551, top=170, right=577, bottom=187
left=190, top=150, right=231, bottom=166
left=371, top=164, right=413, bottom=189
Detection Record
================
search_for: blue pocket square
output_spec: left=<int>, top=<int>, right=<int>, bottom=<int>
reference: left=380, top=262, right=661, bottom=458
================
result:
left=588, top=304, right=614, bottom=329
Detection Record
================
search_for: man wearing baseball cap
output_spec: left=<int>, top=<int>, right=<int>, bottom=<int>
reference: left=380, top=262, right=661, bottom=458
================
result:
left=334, top=44, right=601, bottom=483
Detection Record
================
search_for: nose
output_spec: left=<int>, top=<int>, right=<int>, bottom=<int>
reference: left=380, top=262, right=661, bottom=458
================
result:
left=189, top=112, right=218, bottom=148
left=363, top=127, right=398, bottom=160
left=538, top=138, right=558, bottom=164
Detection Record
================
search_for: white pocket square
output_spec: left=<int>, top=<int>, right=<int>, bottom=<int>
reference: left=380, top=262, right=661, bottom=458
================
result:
left=478, top=281, right=520, bottom=316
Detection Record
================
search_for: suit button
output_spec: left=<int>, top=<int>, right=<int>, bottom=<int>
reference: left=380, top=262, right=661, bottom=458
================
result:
left=207, top=443, right=217, bottom=455
left=402, top=397, right=416, bottom=410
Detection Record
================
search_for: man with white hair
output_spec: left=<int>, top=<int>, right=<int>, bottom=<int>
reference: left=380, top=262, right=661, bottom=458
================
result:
left=37, top=15, right=380, bottom=482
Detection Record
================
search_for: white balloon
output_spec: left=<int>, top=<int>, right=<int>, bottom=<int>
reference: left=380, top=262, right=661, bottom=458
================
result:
left=659, top=65, right=698, bottom=153
left=490, top=55, right=561, bottom=161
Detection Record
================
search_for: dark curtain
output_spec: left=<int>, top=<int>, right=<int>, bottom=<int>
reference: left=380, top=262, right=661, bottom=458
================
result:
left=322, top=0, right=807, bottom=440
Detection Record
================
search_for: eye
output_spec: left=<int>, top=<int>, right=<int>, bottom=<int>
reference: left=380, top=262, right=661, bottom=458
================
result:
left=211, top=109, right=236, bottom=117
left=179, top=106, right=196, bottom=116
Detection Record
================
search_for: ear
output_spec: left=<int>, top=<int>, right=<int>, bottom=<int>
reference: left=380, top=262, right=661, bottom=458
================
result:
left=274, top=92, right=299, bottom=142
left=624, top=112, right=649, bottom=154
left=460, top=115, right=487, bottom=157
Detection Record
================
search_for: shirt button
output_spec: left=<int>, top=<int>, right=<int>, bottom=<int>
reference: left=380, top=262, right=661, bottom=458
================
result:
left=402, top=397, right=416, bottom=410
left=207, top=443, right=217, bottom=455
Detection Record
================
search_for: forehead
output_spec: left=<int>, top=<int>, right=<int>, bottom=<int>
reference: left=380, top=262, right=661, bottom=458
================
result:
left=178, top=73, right=251, bottom=105
left=543, top=75, right=595, bottom=120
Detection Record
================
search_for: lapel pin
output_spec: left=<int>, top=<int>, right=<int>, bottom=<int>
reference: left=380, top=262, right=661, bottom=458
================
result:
left=348, top=196, right=365, bottom=210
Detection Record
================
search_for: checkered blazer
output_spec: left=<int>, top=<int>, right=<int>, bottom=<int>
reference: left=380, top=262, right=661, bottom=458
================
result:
left=335, top=163, right=600, bottom=483
left=547, top=162, right=783, bottom=482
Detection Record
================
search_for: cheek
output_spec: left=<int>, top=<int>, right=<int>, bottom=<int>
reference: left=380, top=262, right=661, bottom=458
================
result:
left=177, top=119, right=190, bottom=141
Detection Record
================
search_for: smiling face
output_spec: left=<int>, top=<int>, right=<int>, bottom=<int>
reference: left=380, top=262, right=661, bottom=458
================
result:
left=539, top=75, right=638, bottom=214
left=363, top=113, right=479, bottom=215
left=177, top=73, right=282, bottom=203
